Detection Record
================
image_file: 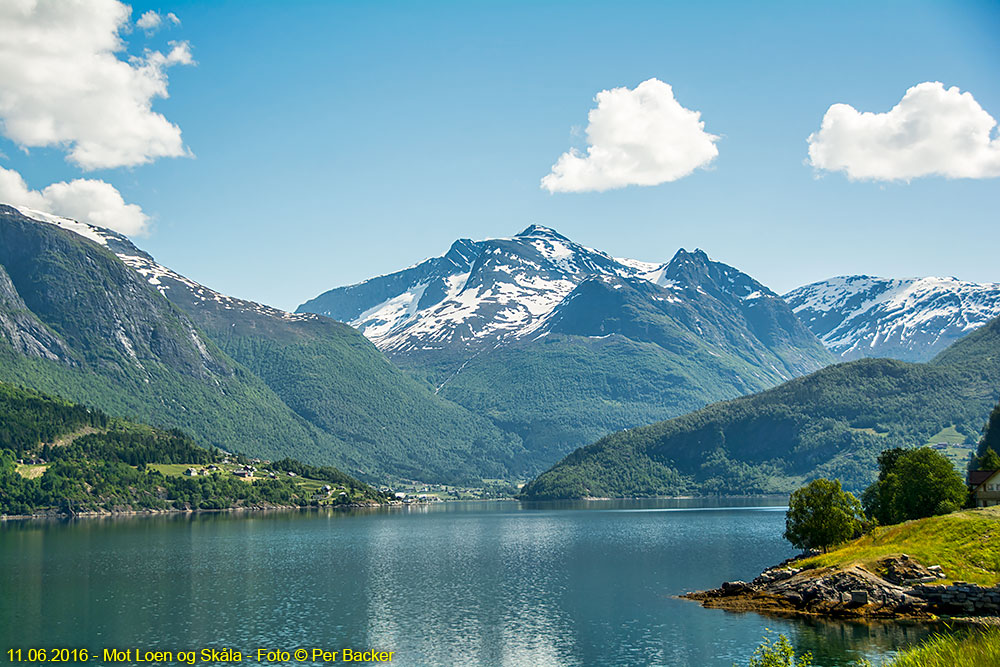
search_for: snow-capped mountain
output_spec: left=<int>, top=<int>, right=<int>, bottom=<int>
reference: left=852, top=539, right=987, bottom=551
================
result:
left=784, top=275, right=1000, bottom=362
left=299, top=226, right=834, bottom=460
left=300, top=225, right=645, bottom=352
left=299, top=224, right=823, bottom=371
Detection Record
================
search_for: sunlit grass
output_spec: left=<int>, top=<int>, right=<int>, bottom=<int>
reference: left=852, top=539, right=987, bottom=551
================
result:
left=798, top=507, right=1000, bottom=586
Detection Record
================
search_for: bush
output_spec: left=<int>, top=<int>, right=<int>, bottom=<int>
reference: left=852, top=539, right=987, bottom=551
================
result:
left=741, top=633, right=812, bottom=667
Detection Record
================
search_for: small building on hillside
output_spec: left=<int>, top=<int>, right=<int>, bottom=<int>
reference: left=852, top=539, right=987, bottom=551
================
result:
left=969, top=469, right=1000, bottom=507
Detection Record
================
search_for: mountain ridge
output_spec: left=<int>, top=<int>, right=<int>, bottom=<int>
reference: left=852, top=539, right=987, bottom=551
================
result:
left=299, top=225, right=834, bottom=469
left=785, top=274, right=1000, bottom=362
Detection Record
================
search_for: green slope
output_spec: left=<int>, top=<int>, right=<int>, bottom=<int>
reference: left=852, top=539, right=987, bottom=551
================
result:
left=520, top=317, right=1000, bottom=499
left=0, top=206, right=348, bottom=465
left=185, top=310, right=528, bottom=482
left=400, top=274, right=834, bottom=470
left=138, top=254, right=528, bottom=483
left=0, top=380, right=384, bottom=515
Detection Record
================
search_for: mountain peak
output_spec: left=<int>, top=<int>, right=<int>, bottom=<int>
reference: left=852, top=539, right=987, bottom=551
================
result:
left=515, top=224, right=569, bottom=241
left=669, top=247, right=711, bottom=264
left=785, top=274, right=1000, bottom=362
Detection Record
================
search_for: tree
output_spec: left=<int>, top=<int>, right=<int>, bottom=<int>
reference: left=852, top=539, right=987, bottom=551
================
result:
left=979, top=402, right=1000, bottom=461
left=976, top=447, right=1000, bottom=471
left=784, top=478, right=864, bottom=552
left=862, top=447, right=967, bottom=525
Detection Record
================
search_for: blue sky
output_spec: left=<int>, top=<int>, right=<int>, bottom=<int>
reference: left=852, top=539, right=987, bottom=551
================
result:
left=1, top=0, right=999, bottom=311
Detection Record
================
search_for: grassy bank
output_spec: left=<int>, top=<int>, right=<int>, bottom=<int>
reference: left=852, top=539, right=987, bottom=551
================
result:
left=798, top=507, right=1000, bottom=586
left=880, top=627, right=1000, bottom=666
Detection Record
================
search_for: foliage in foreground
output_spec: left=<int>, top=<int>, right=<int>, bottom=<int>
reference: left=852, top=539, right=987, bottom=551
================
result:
left=877, top=627, right=1000, bottom=667
left=738, top=633, right=812, bottom=667
left=744, top=628, right=1000, bottom=667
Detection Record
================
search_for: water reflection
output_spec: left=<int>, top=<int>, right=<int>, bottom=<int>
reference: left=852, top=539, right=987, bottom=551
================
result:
left=1, top=502, right=940, bottom=666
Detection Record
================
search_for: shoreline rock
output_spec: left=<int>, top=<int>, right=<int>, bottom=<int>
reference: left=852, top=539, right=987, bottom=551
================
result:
left=684, top=554, right=997, bottom=621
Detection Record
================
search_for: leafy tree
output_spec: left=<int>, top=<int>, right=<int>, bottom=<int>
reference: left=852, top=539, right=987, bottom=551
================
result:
left=784, top=478, right=864, bottom=552
left=862, top=447, right=967, bottom=525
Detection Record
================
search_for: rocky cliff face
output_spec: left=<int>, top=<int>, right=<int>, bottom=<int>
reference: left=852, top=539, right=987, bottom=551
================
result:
left=0, top=262, right=74, bottom=363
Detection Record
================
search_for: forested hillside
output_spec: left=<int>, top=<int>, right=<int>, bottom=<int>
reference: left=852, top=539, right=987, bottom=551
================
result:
left=0, top=381, right=384, bottom=515
left=302, top=226, right=832, bottom=468
left=521, top=316, right=1000, bottom=499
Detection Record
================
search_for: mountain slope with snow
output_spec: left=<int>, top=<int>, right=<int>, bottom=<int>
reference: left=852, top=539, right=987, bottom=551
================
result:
left=785, top=275, right=1000, bottom=362
left=299, top=226, right=834, bottom=462
left=300, top=225, right=829, bottom=375
left=0, top=203, right=345, bottom=464
left=1, top=204, right=524, bottom=482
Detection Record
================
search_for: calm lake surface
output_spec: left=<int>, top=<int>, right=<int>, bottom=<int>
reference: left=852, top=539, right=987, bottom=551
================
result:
left=1, top=499, right=937, bottom=666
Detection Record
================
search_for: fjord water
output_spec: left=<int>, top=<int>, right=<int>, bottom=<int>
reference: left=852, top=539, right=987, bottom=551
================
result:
left=1, top=500, right=934, bottom=666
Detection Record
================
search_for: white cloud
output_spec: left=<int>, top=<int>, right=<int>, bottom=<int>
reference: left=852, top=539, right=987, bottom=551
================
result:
left=137, top=10, right=180, bottom=32
left=807, top=82, right=1000, bottom=181
left=136, top=10, right=161, bottom=30
left=0, top=166, right=149, bottom=236
left=541, top=78, right=720, bottom=193
left=0, top=0, right=194, bottom=170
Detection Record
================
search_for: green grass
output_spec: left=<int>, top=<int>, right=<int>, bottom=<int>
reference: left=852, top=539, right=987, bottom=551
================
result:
left=879, top=627, right=1000, bottom=666
left=147, top=463, right=196, bottom=477
left=798, top=507, right=1000, bottom=586
left=15, top=463, right=46, bottom=479
left=925, top=425, right=969, bottom=445
left=923, top=425, right=976, bottom=472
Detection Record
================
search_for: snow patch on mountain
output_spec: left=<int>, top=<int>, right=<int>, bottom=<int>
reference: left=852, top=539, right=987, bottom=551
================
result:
left=14, top=204, right=118, bottom=247
left=12, top=203, right=315, bottom=323
left=785, top=275, right=1000, bottom=361
left=321, top=225, right=683, bottom=353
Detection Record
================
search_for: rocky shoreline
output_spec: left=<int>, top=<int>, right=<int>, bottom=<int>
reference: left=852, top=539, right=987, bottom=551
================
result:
left=684, top=554, right=1000, bottom=620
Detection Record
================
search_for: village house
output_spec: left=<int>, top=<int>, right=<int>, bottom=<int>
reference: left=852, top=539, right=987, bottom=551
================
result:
left=969, top=469, right=1000, bottom=507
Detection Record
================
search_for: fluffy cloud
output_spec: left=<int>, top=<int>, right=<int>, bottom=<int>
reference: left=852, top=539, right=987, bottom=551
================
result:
left=541, top=78, right=719, bottom=193
left=136, top=10, right=161, bottom=30
left=137, top=10, right=180, bottom=32
left=807, top=82, right=1000, bottom=181
left=0, top=0, right=193, bottom=170
left=0, top=166, right=149, bottom=236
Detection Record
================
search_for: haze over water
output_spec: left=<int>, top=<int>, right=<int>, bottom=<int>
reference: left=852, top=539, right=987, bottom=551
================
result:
left=0, top=500, right=935, bottom=666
